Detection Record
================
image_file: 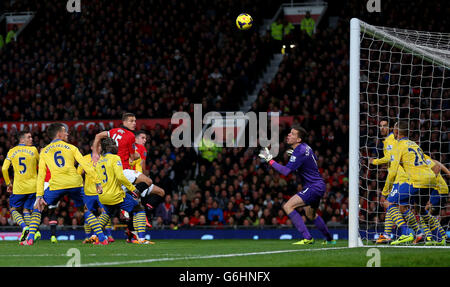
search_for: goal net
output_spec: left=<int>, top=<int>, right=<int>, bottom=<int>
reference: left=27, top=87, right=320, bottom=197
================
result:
left=349, top=18, right=450, bottom=247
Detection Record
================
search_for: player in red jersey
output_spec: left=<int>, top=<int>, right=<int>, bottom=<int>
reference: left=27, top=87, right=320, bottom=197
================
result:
left=131, top=130, right=148, bottom=174
left=92, top=113, right=150, bottom=186
left=92, top=113, right=165, bottom=240
left=130, top=130, right=153, bottom=228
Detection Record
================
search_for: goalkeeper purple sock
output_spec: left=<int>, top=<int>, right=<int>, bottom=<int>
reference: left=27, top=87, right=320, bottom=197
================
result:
left=288, top=210, right=312, bottom=240
left=314, top=215, right=333, bottom=241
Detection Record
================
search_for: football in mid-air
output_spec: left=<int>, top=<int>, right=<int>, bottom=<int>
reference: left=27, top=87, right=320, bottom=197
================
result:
left=236, top=13, right=253, bottom=30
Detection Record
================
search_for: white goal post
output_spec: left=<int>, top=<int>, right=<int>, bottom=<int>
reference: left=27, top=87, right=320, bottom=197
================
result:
left=349, top=18, right=450, bottom=247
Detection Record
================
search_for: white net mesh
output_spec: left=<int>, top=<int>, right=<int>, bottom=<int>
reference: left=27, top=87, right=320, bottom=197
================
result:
left=358, top=22, right=450, bottom=244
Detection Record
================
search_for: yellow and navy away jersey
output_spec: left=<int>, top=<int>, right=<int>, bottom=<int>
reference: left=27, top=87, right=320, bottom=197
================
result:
left=1, top=145, right=39, bottom=194
left=382, top=165, right=409, bottom=196
left=373, top=133, right=396, bottom=165
left=424, top=154, right=448, bottom=195
left=77, top=153, right=98, bottom=196
left=37, top=140, right=101, bottom=196
left=130, top=158, right=143, bottom=173
left=95, top=153, right=136, bottom=205
left=385, top=138, right=437, bottom=192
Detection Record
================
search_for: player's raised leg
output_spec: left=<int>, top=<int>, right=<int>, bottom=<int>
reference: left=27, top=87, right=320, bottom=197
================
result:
left=141, top=183, right=165, bottom=222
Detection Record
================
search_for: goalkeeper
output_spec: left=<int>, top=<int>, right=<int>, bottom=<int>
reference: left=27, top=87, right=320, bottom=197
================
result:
left=259, top=125, right=335, bottom=245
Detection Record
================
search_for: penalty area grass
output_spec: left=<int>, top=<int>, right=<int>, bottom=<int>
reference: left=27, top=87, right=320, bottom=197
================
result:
left=0, top=239, right=449, bottom=267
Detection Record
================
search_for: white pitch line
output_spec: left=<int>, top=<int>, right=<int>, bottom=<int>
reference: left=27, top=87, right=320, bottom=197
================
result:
left=48, top=246, right=349, bottom=267
left=369, top=245, right=450, bottom=249
left=0, top=254, right=67, bottom=257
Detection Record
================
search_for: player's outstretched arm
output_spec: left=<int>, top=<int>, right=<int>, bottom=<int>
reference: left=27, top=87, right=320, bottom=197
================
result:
left=34, top=153, right=48, bottom=211
left=92, top=131, right=109, bottom=163
left=432, top=160, right=450, bottom=177
left=76, top=164, right=85, bottom=175
left=74, top=147, right=101, bottom=185
left=371, top=152, right=392, bottom=166
left=259, top=147, right=296, bottom=176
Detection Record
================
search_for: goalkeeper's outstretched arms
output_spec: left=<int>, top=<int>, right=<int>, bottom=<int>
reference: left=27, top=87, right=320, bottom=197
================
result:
left=258, top=147, right=299, bottom=176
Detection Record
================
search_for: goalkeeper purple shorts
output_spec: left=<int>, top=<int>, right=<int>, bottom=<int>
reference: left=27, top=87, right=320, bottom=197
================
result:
left=296, top=184, right=325, bottom=208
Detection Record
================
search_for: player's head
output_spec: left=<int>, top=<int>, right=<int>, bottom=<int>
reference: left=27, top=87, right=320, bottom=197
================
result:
left=47, top=123, right=68, bottom=141
left=135, top=130, right=147, bottom=145
left=89, top=140, right=95, bottom=151
left=394, top=120, right=409, bottom=139
left=122, top=112, right=136, bottom=131
left=101, top=137, right=118, bottom=155
left=287, top=124, right=307, bottom=146
left=17, top=131, right=33, bottom=146
left=379, top=118, right=390, bottom=137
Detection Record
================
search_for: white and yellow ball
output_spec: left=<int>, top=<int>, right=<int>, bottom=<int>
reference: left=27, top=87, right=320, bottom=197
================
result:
left=236, top=13, right=253, bottom=30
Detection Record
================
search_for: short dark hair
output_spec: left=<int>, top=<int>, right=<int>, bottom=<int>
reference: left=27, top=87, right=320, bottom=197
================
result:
left=380, top=118, right=394, bottom=128
left=17, top=131, right=30, bottom=141
left=101, top=137, right=118, bottom=155
left=135, top=130, right=146, bottom=138
left=292, top=124, right=308, bottom=140
left=397, top=120, right=409, bottom=137
left=47, top=123, right=65, bottom=140
left=122, top=112, right=136, bottom=122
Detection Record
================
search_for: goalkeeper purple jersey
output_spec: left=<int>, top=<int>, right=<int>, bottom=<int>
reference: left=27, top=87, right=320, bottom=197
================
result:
left=271, top=143, right=325, bottom=190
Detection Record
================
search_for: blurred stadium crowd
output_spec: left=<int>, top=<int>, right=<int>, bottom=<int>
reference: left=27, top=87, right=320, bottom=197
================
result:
left=0, top=0, right=448, bottom=230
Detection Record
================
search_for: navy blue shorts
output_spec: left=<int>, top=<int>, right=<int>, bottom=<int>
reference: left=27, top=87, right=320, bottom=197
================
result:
left=430, top=189, right=447, bottom=207
left=102, top=193, right=138, bottom=217
left=43, top=187, right=84, bottom=208
left=387, top=183, right=417, bottom=205
left=296, top=185, right=325, bottom=208
left=9, top=193, right=36, bottom=210
left=83, top=194, right=105, bottom=212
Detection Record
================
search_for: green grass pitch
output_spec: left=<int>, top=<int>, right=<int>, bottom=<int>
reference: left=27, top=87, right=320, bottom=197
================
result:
left=0, top=239, right=449, bottom=267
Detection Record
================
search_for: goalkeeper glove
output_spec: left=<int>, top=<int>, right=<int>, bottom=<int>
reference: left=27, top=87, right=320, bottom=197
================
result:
left=258, top=147, right=273, bottom=162
left=286, top=149, right=293, bottom=156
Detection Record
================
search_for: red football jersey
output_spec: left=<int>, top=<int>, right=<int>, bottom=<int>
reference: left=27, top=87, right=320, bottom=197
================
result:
left=108, top=127, right=136, bottom=169
left=135, top=144, right=147, bottom=162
